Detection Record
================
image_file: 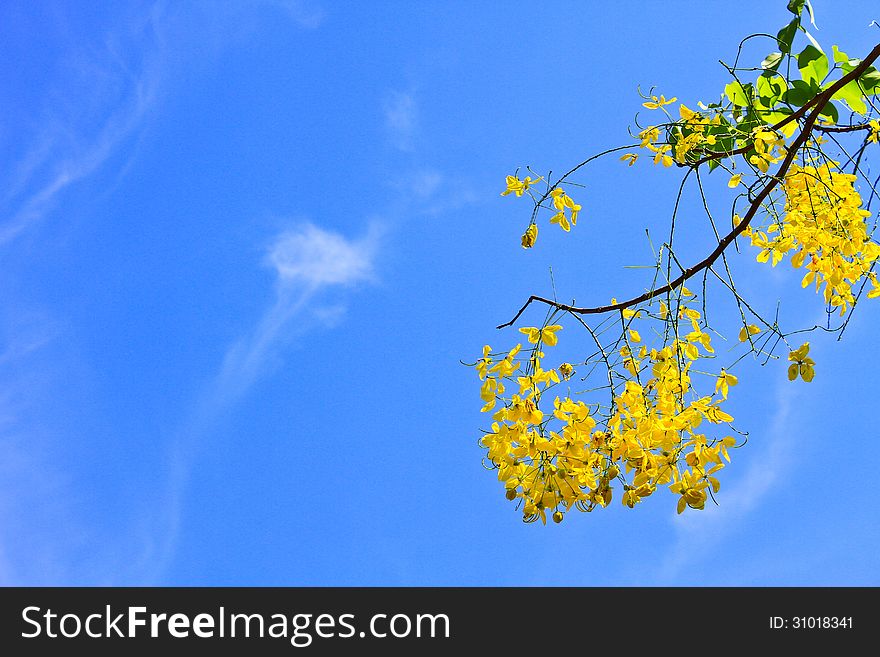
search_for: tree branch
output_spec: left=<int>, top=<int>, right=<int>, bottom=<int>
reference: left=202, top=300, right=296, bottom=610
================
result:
left=814, top=122, right=873, bottom=133
left=497, top=43, right=880, bottom=330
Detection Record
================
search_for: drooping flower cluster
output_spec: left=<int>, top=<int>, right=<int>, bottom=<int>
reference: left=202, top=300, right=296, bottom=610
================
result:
left=476, top=299, right=741, bottom=523
left=486, top=6, right=880, bottom=524
left=744, top=163, right=880, bottom=313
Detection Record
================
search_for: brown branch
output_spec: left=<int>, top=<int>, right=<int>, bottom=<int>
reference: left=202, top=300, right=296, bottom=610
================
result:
left=814, top=123, right=873, bottom=133
left=497, top=43, right=880, bottom=330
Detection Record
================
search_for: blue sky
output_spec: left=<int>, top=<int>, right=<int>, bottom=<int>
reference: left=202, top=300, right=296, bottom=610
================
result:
left=1, top=0, right=878, bottom=586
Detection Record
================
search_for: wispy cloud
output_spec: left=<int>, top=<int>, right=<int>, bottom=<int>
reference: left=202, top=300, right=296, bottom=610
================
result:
left=379, top=90, right=483, bottom=218
left=0, top=6, right=163, bottom=246
left=0, top=0, right=326, bottom=247
left=0, top=2, right=342, bottom=585
left=148, top=222, right=379, bottom=581
left=383, top=91, right=418, bottom=152
left=269, top=223, right=377, bottom=289
left=0, top=314, right=83, bottom=585
left=209, top=223, right=378, bottom=405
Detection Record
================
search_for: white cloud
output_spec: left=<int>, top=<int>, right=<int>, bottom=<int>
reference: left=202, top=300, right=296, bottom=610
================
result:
left=0, top=0, right=327, bottom=248
left=0, top=6, right=162, bottom=246
left=0, top=100, right=157, bottom=246
left=0, top=3, right=344, bottom=584
left=208, top=222, right=378, bottom=408
left=268, top=223, right=378, bottom=289
left=384, top=91, right=418, bottom=151
left=150, top=221, right=380, bottom=580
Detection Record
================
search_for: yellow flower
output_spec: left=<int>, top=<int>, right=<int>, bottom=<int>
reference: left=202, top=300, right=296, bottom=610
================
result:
left=869, top=273, right=880, bottom=299
left=715, top=369, right=738, bottom=399
left=728, top=173, right=743, bottom=188
left=638, top=126, right=660, bottom=147
left=670, top=471, right=709, bottom=513
left=678, top=104, right=697, bottom=120
left=480, top=376, right=502, bottom=412
left=564, top=194, right=581, bottom=225
left=749, top=164, right=876, bottom=315
left=738, top=324, right=761, bottom=342
left=476, top=344, right=492, bottom=380
left=521, top=223, right=537, bottom=249
left=787, top=342, right=815, bottom=382
left=749, top=154, right=770, bottom=173
left=518, top=325, right=563, bottom=346
left=501, top=174, right=541, bottom=197
left=558, top=362, right=574, bottom=379
left=548, top=187, right=579, bottom=231
left=620, top=153, right=639, bottom=166
left=642, top=94, right=677, bottom=109
left=869, top=120, right=879, bottom=144
left=651, top=145, right=674, bottom=167
left=549, top=211, right=570, bottom=232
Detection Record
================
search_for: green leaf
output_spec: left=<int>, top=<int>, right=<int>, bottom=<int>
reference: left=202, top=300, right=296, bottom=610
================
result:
left=761, top=52, right=784, bottom=71
left=717, top=135, right=736, bottom=154
left=831, top=45, right=860, bottom=73
left=777, top=19, right=799, bottom=54
left=798, top=45, right=828, bottom=85
left=787, top=0, right=805, bottom=16
left=724, top=81, right=752, bottom=107
left=740, top=107, right=762, bottom=135
left=818, top=101, right=838, bottom=123
left=832, top=79, right=868, bottom=115
left=783, top=79, right=817, bottom=107
left=860, top=68, right=880, bottom=95
left=707, top=158, right=720, bottom=172
left=756, top=73, right=786, bottom=108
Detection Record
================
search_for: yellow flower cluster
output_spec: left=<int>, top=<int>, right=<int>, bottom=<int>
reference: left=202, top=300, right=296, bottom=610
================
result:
left=476, top=304, right=739, bottom=523
left=501, top=175, right=541, bottom=197
left=548, top=187, right=581, bottom=232
left=635, top=125, right=672, bottom=167
left=747, top=128, right=786, bottom=173
left=629, top=101, right=725, bottom=168
left=744, top=163, right=880, bottom=313
left=788, top=342, right=815, bottom=382
left=624, top=99, right=795, bottom=173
